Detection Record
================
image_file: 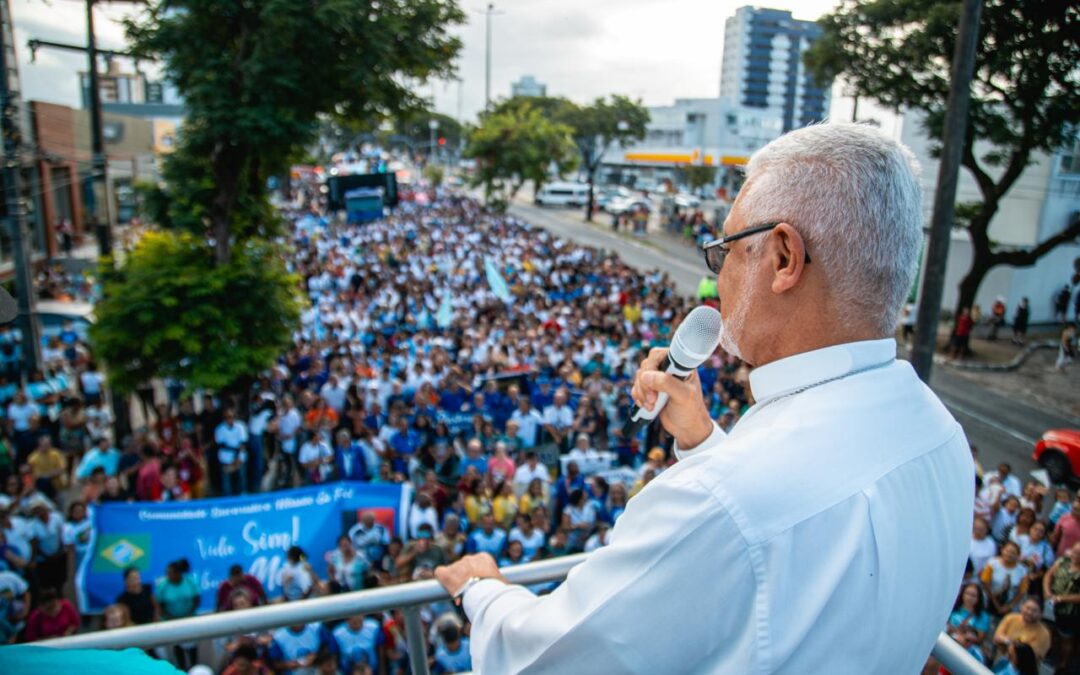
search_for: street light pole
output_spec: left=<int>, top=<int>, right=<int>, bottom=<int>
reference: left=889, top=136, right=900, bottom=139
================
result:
left=484, top=3, right=493, bottom=111
left=0, top=0, right=41, bottom=373
left=85, top=0, right=113, bottom=258
left=910, top=0, right=983, bottom=383
left=428, top=118, right=438, bottom=165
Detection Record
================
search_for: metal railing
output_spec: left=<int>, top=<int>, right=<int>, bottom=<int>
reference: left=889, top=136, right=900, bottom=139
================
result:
left=39, top=552, right=989, bottom=675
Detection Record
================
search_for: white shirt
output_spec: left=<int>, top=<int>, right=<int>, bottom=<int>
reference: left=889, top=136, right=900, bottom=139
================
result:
left=463, top=339, right=974, bottom=673
left=408, top=504, right=439, bottom=539
left=509, top=409, right=543, bottom=448
left=541, top=404, right=574, bottom=431
left=512, top=461, right=549, bottom=489
left=215, top=420, right=249, bottom=465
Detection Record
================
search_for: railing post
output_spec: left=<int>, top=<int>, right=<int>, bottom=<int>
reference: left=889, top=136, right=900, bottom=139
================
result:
left=403, top=605, right=431, bottom=675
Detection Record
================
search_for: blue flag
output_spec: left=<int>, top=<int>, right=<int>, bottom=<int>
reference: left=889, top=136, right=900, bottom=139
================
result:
left=485, top=257, right=513, bottom=303
left=437, top=293, right=454, bottom=328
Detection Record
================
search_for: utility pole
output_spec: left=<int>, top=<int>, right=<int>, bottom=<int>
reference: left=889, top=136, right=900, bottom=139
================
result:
left=910, top=0, right=983, bottom=383
left=85, top=0, right=113, bottom=258
left=484, top=3, right=493, bottom=111
left=0, top=0, right=41, bottom=372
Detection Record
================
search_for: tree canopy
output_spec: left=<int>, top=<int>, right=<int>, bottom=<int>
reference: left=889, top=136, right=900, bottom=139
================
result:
left=126, top=0, right=465, bottom=263
left=464, top=104, right=578, bottom=207
left=491, top=95, right=649, bottom=219
left=806, top=0, right=1080, bottom=313
left=90, top=231, right=303, bottom=394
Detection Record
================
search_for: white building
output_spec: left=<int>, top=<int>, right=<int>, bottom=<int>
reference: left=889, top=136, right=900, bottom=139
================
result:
left=511, top=75, right=546, bottom=98
left=899, top=112, right=1080, bottom=323
left=720, top=6, right=830, bottom=133
left=599, top=6, right=831, bottom=194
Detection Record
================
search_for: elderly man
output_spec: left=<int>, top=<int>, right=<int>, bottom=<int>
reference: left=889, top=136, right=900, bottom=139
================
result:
left=436, top=124, right=973, bottom=672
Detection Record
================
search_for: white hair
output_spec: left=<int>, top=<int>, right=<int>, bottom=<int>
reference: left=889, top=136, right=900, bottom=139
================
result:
left=738, top=123, right=923, bottom=335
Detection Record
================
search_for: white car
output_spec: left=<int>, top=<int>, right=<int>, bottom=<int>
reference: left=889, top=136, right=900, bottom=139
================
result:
left=605, top=195, right=653, bottom=215
left=536, top=182, right=590, bottom=207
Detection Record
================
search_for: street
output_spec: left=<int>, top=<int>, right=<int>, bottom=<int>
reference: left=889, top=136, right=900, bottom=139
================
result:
left=511, top=200, right=1080, bottom=482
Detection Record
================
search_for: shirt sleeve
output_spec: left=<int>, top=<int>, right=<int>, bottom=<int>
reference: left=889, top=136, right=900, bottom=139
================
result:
left=672, top=421, right=727, bottom=461
left=462, top=474, right=759, bottom=673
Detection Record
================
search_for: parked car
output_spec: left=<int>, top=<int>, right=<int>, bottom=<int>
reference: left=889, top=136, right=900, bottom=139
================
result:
left=1033, top=429, right=1080, bottom=483
left=605, top=195, right=653, bottom=215
left=536, top=182, right=590, bottom=207
left=597, top=186, right=632, bottom=209
left=674, top=193, right=702, bottom=209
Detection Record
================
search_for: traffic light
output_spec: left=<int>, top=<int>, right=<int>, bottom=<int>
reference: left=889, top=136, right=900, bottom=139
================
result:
left=438, top=137, right=446, bottom=146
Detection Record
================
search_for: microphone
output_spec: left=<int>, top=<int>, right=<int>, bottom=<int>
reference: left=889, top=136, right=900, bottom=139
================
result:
left=622, top=305, right=722, bottom=439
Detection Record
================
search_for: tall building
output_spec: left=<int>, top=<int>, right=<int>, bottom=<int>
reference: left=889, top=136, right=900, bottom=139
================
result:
left=720, top=6, right=830, bottom=133
left=511, top=75, right=546, bottom=98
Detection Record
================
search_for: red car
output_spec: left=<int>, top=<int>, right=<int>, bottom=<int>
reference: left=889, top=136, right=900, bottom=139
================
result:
left=1033, top=429, right=1080, bottom=483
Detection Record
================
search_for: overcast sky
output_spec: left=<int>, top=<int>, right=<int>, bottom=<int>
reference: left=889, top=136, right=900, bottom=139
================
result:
left=13, top=0, right=859, bottom=124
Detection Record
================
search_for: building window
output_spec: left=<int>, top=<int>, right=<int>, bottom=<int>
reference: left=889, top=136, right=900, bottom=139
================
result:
left=1060, top=139, right=1080, bottom=175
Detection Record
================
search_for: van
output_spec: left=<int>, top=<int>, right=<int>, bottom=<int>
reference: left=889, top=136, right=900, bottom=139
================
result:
left=535, top=182, right=590, bottom=207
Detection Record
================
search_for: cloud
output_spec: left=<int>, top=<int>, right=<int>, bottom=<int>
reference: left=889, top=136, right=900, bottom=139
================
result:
left=12, top=0, right=843, bottom=126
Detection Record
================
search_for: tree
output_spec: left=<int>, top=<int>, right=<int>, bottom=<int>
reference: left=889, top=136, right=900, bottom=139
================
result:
left=464, top=104, right=578, bottom=207
left=677, top=165, right=718, bottom=195
left=396, top=112, right=465, bottom=155
left=90, top=231, right=303, bottom=395
left=126, top=0, right=464, bottom=265
left=561, top=96, right=649, bottom=221
left=806, top=0, right=1080, bottom=315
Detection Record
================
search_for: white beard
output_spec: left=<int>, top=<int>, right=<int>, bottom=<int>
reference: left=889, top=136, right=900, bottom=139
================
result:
left=717, top=295, right=748, bottom=362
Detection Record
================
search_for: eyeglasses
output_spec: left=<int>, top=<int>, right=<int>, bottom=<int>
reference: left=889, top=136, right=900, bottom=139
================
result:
left=699, top=221, right=811, bottom=275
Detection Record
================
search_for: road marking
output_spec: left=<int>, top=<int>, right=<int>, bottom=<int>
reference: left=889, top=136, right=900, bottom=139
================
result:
left=942, top=398, right=1038, bottom=445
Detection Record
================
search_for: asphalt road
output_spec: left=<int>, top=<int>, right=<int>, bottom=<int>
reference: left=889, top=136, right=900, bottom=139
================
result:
left=510, top=202, right=1079, bottom=482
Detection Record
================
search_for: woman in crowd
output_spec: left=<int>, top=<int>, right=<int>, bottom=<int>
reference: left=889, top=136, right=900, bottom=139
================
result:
left=492, top=481, right=519, bottom=530
left=102, top=602, right=133, bottom=630
left=155, top=560, right=201, bottom=669
left=981, top=541, right=1030, bottom=617
left=116, top=567, right=158, bottom=625
left=277, top=545, right=318, bottom=601
left=326, top=535, right=369, bottom=593
left=1045, top=541, right=1080, bottom=673
left=971, top=516, right=998, bottom=576
left=23, top=588, right=79, bottom=641
left=947, top=582, right=992, bottom=645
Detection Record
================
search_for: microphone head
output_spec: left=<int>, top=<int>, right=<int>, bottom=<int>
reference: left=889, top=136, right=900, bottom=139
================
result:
left=669, top=305, right=722, bottom=369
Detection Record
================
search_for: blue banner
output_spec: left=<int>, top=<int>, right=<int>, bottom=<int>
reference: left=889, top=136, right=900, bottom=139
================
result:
left=75, top=482, right=412, bottom=614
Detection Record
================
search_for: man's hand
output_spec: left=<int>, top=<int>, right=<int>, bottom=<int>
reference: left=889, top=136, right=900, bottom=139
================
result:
left=435, top=553, right=507, bottom=598
left=630, top=347, right=714, bottom=450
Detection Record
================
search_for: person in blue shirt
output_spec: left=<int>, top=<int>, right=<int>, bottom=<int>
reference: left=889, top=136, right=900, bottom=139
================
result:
left=75, top=437, right=121, bottom=480
left=432, top=623, right=472, bottom=674
left=269, top=622, right=337, bottom=675
left=332, top=429, right=369, bottom=482
left=460, top=439, right=488, bottom=476
left=332, top=614, right=384, bottom=673
left=466, top=514, right=507, bottom=558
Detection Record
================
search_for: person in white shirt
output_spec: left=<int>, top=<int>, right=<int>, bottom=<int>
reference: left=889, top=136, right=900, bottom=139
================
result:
left=214, top=409, right=249, bottom=497
left=512, top=451, right=549, bottom=495
left=983, top=463, right=1023, bottom=501
left=274, top=397, right=302, bottom=488
left=408, top=492, right=439, bottom=539
left=541, top=389, right=574, bottom=449
left=509, top=398, right=543, bottom=449
left=297, top=435, right=333, bottom=485
left=436, top=124, right=973, bottom=673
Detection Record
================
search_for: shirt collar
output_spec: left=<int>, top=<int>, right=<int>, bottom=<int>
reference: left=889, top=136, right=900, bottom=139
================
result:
left=748, top=338, right=897, bottom=403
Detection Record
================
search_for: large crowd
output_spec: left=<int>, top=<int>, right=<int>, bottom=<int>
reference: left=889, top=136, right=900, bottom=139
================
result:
left=0, top=194, right=749, bottom=674
left=0, top=192, right=1072, bottom=675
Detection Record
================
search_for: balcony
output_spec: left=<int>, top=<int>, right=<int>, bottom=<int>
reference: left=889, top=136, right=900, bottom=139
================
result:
left=35, top=552, right=992, bottom=674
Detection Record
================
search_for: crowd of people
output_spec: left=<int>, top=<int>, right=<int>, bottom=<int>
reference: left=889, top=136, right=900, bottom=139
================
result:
left=5, top=191, right=1069, bottom=674
left=0, top=193, right=752, bottom=674
left=956, top=457, right=1080, bottom=674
